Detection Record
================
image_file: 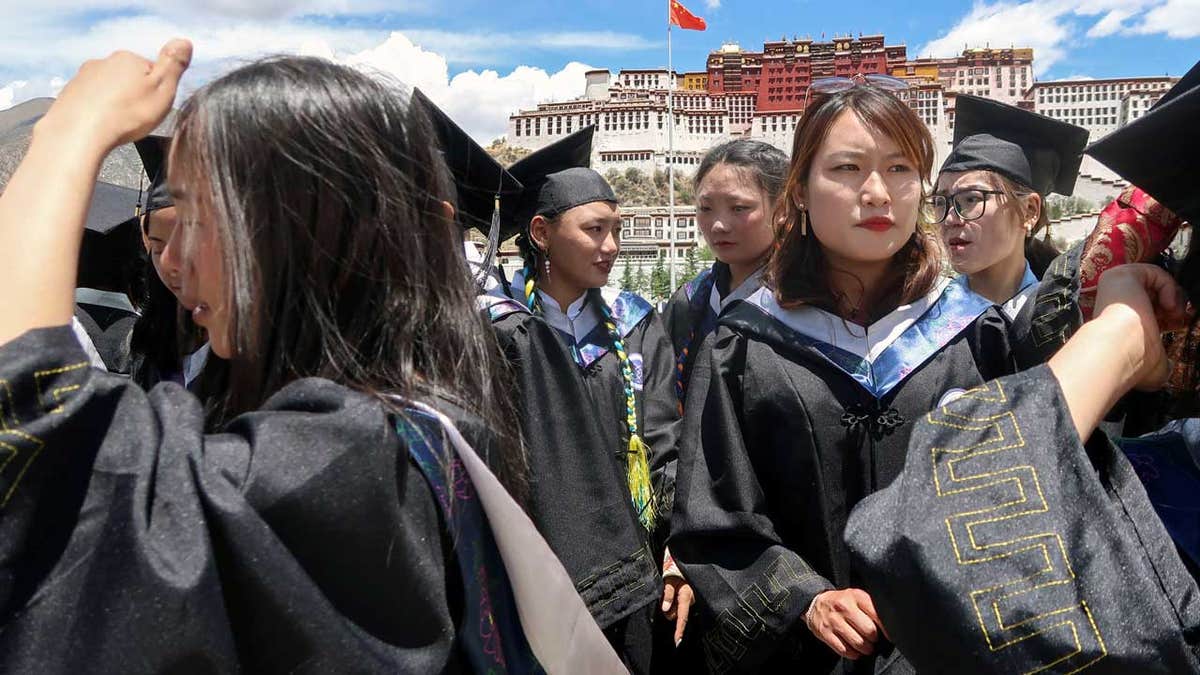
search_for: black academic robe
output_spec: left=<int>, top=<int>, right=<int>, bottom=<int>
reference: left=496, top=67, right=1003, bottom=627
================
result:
left=662, top=263, right=763, bottom=409
left=480, top=295, right=660, bottom=630
left=73, top=297, right=137, bottom=375
left=670, top=280, right=1013, bottom=674
left=0, top=325, right=521, bottom=673
left=493, top=283, right=682, bottom=674
left=845, top=366, right=1200, bottom=673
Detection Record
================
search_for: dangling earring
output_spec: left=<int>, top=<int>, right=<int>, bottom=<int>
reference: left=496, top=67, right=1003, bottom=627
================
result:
left=798, top=207, right=808, bottom=236
left=543, top=247, right=552, bottom=280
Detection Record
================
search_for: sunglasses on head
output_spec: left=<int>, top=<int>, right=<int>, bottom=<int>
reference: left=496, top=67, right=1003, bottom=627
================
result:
left=803, top=73, right=910, bottom=110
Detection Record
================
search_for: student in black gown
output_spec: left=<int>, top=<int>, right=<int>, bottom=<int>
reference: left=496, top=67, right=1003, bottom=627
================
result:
left=662, top=139, right=788, bottom=407
left=120, top=134, right=221, bottom=394
left=669, top=83, right=1023, bottom=674
left=416, top=92, right=670, bottom=671
left=488, top=129, right=683, bottom=673
left=74, top=181, right=142, bottom=373
left=933, top=95, right=1088, bottom=316
left=0, top=42, right=621, bottom=673
left=845, top=67, right=1200, bottom=673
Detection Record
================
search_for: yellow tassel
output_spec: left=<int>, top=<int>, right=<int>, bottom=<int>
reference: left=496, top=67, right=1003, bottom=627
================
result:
left=627, top=433, right=656, bottom=531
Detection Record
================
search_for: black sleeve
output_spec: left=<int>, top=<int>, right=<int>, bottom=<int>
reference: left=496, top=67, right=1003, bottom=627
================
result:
left=0, top=326, right=463, bottom=674
left=634, top=311, right=683, bottom=521
left=661, top=285, right=692, bottom=359
left=670, top=331, right=835, bottom=674
left=845, top=366, right=1200, bottom=674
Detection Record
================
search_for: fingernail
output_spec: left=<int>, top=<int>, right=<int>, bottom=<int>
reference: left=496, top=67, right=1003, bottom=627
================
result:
left=662, top=601, right=670, bottom=611
left=675, top=638, right=682, bottom=647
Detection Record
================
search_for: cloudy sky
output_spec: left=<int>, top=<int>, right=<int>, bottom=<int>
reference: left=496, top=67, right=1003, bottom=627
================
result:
left=1, top=0, right=1197, bottom=142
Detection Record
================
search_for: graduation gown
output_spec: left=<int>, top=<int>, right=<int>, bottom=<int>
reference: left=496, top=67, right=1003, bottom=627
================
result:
left=0, top=324, right=552, bottom=673
left=844, top=366, right=1200, bottom=673
left=662, top=263, right=764, bottom=408
left=670, top=279, right=1014, bottom=674
left=478, top=294, right=660, bottom=629
left=73, top=287, right=138, bottom=375
left=501, top=279, right=682, bottom=528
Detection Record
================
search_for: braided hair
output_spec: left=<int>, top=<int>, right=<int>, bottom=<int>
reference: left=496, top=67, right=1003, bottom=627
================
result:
left=517, top=216, right=656, bottom=531
left=594, top=289, right=655, bottom=531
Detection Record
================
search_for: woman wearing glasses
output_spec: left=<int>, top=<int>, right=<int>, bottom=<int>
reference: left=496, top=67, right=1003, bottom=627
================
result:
left=931, top=95, right=1088, bottom=316
left=669, top=80, right=1018, bottom=674
left=933, top=95, right=1187, bottom=379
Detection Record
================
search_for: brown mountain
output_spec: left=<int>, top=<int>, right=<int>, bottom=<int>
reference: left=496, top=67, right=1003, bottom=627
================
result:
left=0, top=98, right=174, bottom=192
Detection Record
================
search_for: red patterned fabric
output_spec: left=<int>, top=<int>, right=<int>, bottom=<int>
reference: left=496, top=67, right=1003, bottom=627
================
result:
left=1078, top=185, right=1184, bottom=320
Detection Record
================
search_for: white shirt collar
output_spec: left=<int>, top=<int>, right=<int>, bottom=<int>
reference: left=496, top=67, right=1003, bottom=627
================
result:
left=747, top=278, right=951, bottom=362
left=539, top=291, right=601, bottom=344
left=709, top=266, right=765, bottom=315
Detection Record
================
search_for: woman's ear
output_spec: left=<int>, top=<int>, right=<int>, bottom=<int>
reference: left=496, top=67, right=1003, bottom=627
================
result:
left=1023, top=193, right=1043, bottom=233
left=529, top=214, right=551, bottom=253
left=440, top=200, right=456, bottom=223
left=140, top=216, right=153, bottom=254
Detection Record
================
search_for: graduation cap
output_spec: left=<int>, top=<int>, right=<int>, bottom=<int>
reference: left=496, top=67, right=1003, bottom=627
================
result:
left=132, top=134, right=172, bottom=221
left=411, top=89, right=524, bottom=238
left=504, top=125, right=615, bottom=231
left=78, top=181, right=143, bottom=291
left=1086, top=63, right=1200, bottom=225
left=942, top=94, right=1090, bottom=196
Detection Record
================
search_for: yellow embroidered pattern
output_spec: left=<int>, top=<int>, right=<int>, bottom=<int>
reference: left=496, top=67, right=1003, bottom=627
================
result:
left=0, top=362, right=88, bottom=508
left=928, top=379, right=1106, bottom=674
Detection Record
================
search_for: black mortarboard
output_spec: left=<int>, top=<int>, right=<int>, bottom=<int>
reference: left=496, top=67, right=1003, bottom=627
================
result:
left=79, top=181, right=142, bottom=290
left=1086, top=63, right=1200, bottom=225
left=133, top=134, right=172, bottom=217
left=942, top=95, right=1089, bottom=196
left=411, top=89, right=525, bottom=238
left=504, top=126, right=615, bottom=229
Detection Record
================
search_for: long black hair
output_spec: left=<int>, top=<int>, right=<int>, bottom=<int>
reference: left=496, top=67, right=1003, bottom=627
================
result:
left=170, top=56, right=526, bottom=498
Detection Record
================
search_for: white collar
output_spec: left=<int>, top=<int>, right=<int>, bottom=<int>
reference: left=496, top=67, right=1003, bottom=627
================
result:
left=746, top=278, right=951, bottom=362
left=539, top=291, right=601, bottom=344
left=709, top=266, right=765, bottom=314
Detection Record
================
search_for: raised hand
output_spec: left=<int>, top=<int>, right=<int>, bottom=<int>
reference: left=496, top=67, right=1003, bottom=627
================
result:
left=1093, top=263, right=1190, bottom=391
left=36, top=39, right=193, bottom=156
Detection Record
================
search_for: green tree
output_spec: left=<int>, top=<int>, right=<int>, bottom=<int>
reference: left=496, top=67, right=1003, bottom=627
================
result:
left=651, top=253, right=671, bottom=301
left=619, top=260, right=635, bottom=290
left=683, top=246, right=699, bottom=280
left=633, top=263, right=648, bottom=297
left=696, top=243, right=716, bottom=264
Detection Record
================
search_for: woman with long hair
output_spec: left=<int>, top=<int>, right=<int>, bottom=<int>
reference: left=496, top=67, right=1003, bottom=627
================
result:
left=662, top=139, right=788, bottom=407
left=0, top=42, right=618, bottom=672
left=844, top=68, right=1200, bottom=673
left=669, top=81, right=1021, bottom=673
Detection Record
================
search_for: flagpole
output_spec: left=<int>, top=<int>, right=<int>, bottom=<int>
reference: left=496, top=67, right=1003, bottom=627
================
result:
left=667, top=6, right=677, bottom=293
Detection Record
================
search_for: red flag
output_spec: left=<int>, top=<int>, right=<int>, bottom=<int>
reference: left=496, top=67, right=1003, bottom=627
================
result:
left=669, top=0, right=707, bottom=30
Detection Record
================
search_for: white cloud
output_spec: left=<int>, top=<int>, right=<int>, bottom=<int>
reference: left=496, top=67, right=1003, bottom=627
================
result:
left=0, top=18, right=596, bottom=145
left=1132, top=0, right=1200, bottom=38
left=704, top=0, right=721, bottom=10
left=921, top=0, right=1196, bottom=75
left=343, top=32, right=593, bottom=142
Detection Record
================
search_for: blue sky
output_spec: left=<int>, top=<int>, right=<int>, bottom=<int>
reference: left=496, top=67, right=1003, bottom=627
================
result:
left=0, top=0, right=1197, bottom=141
left=282, top=0, right=1200, bottom=78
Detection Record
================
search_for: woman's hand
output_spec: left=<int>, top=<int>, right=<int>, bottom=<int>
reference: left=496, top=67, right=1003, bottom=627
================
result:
left=661, top=576, right=694, bottom=646
left=804, top=588, right=886, bottom=660
left=1092, top=264, right=1190, bottom=391
left=36, top=39, right=192, bottom=157
left=1050, top=263, right=1191, bottom=440
left=0, top=39, right=192, bottom=346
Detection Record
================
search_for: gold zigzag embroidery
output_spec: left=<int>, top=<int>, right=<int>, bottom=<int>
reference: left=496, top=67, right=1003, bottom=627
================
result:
left=927, top=379, right=1107, bottom=675
left=0, top=362, right=87, bottom=508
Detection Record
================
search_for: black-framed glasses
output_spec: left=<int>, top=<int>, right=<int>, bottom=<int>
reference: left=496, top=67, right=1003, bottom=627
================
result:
left=923, top=189, right=1006, bottom=224
left=803, top=73, right=909, bottom=110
